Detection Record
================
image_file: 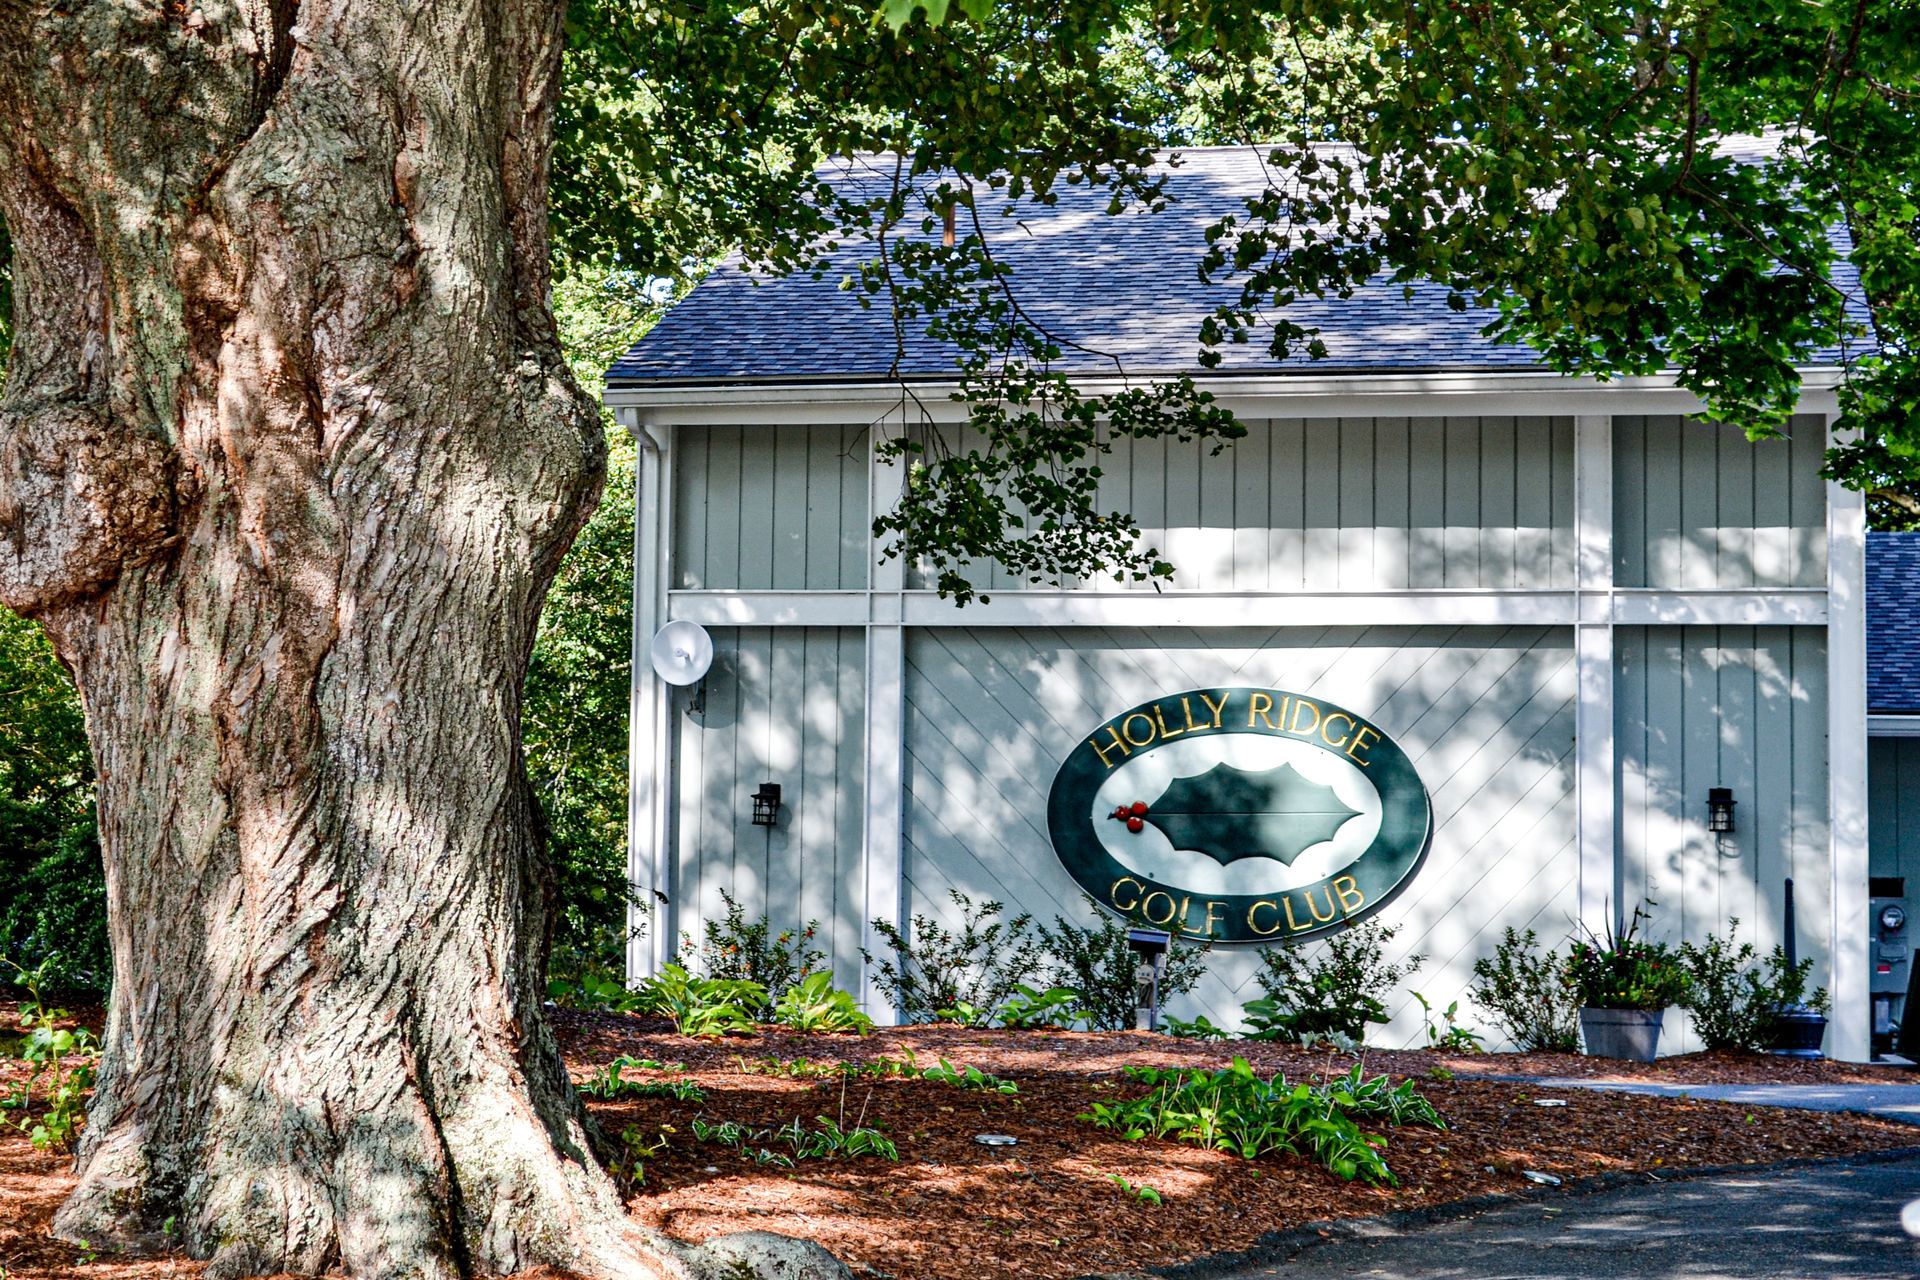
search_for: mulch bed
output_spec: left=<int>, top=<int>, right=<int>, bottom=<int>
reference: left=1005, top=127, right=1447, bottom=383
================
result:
left=1, top=1007, right=1915, bottom=1280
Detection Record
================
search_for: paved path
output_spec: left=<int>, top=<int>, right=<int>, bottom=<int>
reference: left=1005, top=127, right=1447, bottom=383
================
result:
left=1526, top=1079, right=1920, bottom=1125
left=1210, top=1154, right=1920, bottom=1280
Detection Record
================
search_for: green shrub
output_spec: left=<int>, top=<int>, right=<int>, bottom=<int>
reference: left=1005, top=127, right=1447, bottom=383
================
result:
left=1566, top=905, right=1687, bottom=1011
left=864, top=889, right=1045, bottom=1021
left=682, top=890, right=824, bottom=1018
left=1079, top=1057, right=1443, bottom=1185
left=633, top=964, right=764, bottom=1037
left=1036, top=904, right=1210, bottom=1031
left=769, top=972, right=873, bottom=1035
left=1163, top=1013, right=1231, bottom=1041
left=1250, top=920, right=1423, bottom=1044
left=996, top=984, right=1084, bottom=1029
left=2, top=957, right=99, bottom=1151
left=1677, top=920, right=1831, bottom=1050
left=578, top=1056, right=706, bottom=1101
left=1468, top=927, right=1581, bottom=1052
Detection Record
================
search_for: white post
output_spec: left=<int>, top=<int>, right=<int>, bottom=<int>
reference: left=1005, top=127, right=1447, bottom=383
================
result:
left=1827, top=461, right=1870, bottom=1061
left=861, top=423, right=908, bottom=1023
left=624, top=413, right=675, bottom=984
left=1573, top=414, right=1617, bottom=937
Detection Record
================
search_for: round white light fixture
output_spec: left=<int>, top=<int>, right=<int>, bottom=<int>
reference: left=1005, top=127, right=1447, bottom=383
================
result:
left=649, top=621, right=714, bottom=687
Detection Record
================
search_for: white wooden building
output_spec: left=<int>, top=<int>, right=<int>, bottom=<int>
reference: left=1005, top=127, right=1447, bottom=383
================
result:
left=604, top=149, right=1870, bottom=1059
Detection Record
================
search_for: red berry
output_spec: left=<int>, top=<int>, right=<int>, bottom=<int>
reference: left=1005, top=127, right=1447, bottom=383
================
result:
left=1126, top=815, right=1145, bottom=833
left=1130, top=800, right=1149, bottom=817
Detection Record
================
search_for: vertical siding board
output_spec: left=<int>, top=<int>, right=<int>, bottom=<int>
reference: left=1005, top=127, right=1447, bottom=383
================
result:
left=1195, top=435, right=1237, bottom=592
left=1869, top=738, right=1901, bottom=877
left=1901, top=740, right=1920, bottom=881
left=1612, top=417, right=1647, bottom=586
left=1549, top=416, right=1576, bottom=587
left=1717, top=427, right=1757, bottom=589
left=1788, top=627, right=1831, bottom=982
left=1678, top=419, right=1719, bottom=590
left=1751, top=427, right=1793, bottom=588
left=1615, top=626, right=1649, bottom=906
left=834, top=629, right=867, bottom=992
left=1718, top=627, right=1760, bottom=935
left=1303, top=419, right=1342, bottom=590
left=674, top=427, right=711, bottom=589
left=1643, top=417, right=1683, bottom=587
left=1372, top=417, right=1411, bottom=589
left=1269, top=419, right=1307, bottom=589
left=1789, top=415, right=1829, bottom=586
left=703, top=426, right=744, bottom=589
left=1481, top=416, right=1518, bottom=588
left=771, top=428, right=809, bottom=589
left=1131, top=434, right=1170, bottom=593
left=738, top=429, right=780, bottom=589
left=842, top=424, right=871, bottom=589
left=1443, top=417, right=1480, bottom=586
left=1751, top=625, right=1794, bottom=951
left=1511, top=415, right=1555, bottom=588
left=1405, top=418, right=1448, bottom=588
left=1338, top=419, right=1377, bottom=588
left=1230, top=421, right=1271, bottom=591
left=1643, top=627, right=1688, bottom=937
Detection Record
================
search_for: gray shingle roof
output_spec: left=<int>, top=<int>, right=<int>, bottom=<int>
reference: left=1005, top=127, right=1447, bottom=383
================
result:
left=607, top=142, right=1862, bottom=388
left=1870, top=532, right=1920, bottom=715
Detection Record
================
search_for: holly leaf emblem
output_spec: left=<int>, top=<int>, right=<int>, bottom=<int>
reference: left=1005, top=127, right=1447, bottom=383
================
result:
left=1138, top=762, right=1360, bottom=867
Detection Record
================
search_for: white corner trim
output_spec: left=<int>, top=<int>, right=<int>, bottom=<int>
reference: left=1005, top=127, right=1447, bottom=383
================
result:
left=859, top=424, right=908, bottom=1025
left=1573, top=415, right=1617, bottom=937
left=1826, top=466, right=1870, bottom=1061
left=624, top=414, right=675, bottom=983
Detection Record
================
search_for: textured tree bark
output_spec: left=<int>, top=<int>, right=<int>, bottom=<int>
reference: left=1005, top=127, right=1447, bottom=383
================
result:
left=0, top=5, right=838, bottom=1278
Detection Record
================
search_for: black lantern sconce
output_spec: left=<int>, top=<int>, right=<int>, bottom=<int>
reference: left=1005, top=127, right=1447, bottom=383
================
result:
left=750, top=782, right=782, bottom=827
left=1707, top=787, right=1736, bottom=834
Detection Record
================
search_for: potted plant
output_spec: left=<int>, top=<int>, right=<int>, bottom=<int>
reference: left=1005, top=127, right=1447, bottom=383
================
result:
left=1565, top=907, right=1689, bottom=1062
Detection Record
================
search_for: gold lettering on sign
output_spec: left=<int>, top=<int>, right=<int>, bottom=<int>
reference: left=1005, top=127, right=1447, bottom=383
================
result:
left=1320, top=712, right=1355, bottom=751
left=1199, top=690, right=1229, bottom=727
left=1202, top=900, right=1228, bottom=937
left=1346, top=725, right=1381, bottom=767
left=1282, top=896, right=1311, bottom=932
left=1332, top=875, right=1366, bottom=914
left=1289, top=698, right=1322, bottom=737
left=1121, top=713, right=1158, bottom=749
left=1109, top=877, right=1144, bottom=912
left=1091, top=724, right=1131, bottom=769
left=1152, top=703, right=1185, bottom=740
left=1180, top=697, right=1205, bottom=734
left=1247, top=692, right=1279, bottom=729
left=1141, top=891, right=1178, bottom=927
left=1248, top=899, right=1284, bottom=936
left=1305, top=886, right=1338, bottom=924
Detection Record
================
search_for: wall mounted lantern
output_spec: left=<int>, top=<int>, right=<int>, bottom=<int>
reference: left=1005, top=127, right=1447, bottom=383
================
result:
left=751, top=782, right=783, bottom=827
left=1707, top=787, right=1736, bottom=834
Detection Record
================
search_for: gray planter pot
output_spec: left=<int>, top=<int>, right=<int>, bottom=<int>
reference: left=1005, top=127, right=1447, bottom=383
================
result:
left=1579, top=1007, right=1665, bottom=1062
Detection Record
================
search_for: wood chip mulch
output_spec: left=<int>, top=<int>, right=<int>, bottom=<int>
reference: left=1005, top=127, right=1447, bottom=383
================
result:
left=1, top=1009, right=1914, bottom=1280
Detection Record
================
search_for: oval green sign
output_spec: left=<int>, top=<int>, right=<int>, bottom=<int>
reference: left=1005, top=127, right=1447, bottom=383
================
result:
left=1045, top=688, right=1432, bottom=944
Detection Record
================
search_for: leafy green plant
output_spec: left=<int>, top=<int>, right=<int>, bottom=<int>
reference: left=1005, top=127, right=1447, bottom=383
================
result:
left=547, top=970, right=648, bottom=1013
left=578, top=1056, right=706, bottom=1102
left=1080, top=1057, right=1442, bottom=1185
left=1566, top=905, right=1688, bottom=1011
left=1677, top=920, right=1832, bottom=1050
left=864, top=889, right=1046, bottom=1021
left=1035, top=904, right=1210, bottom=1031
left=917, top=1057, right=1018, bottom=1094
left=632, top=964, right=765, bottom=1037
left=769, top=972, right=873, bottom=1035
left=1163, top=1013, right=1231, bottom=1041
left=1250, top=920, right=1423, bottom=1044
left=1107, top=1174, right=1163, bottom=1205
left=931, top=1001, right=993, bottom=1027
left=996, top=984, right=1084, bottom=1030
left=1411, top=992, right=1484, bottom=1052
left=682, top=890, right=824, bottom=1017
left=1468, top=927, right=1582, bottom=1052
left=690, top=1114, right=898, bottom=1163
left=1, top=957, right=99, bottom=1151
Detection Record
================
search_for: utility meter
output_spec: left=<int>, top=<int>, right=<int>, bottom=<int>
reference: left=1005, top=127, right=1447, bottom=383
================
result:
left=1871, top=880, right=1911, bottom=1057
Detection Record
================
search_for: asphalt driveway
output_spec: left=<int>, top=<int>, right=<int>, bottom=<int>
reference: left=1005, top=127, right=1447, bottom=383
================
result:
left=1200, top=1154, right=1920, bottom=1280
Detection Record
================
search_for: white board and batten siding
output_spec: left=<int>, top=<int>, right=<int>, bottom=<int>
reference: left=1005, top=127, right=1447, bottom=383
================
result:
left=639, top=404, right=1863, bottom=1055
left=903, top=626, right=1576, bottom=1046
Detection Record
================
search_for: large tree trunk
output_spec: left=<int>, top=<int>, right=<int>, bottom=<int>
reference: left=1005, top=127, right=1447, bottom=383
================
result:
left=0, top=5, right=836, bottom=1278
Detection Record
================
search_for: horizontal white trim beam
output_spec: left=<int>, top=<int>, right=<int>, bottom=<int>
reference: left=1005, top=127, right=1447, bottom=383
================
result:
left=665, top=587, right=1831, bottom=629
left=607, top=369, right=1844, bottom=427
left=1870, top=714, right=1920, bottom=738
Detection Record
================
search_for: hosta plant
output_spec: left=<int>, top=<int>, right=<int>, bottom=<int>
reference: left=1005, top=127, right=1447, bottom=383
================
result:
left=770, top=972, right=874, bottom=1035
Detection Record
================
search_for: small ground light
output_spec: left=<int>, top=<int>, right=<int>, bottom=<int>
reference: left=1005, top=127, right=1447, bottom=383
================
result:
left=1707, top=787, right=1736, bottom=834
left=751, top=782, right=782, bottom=827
